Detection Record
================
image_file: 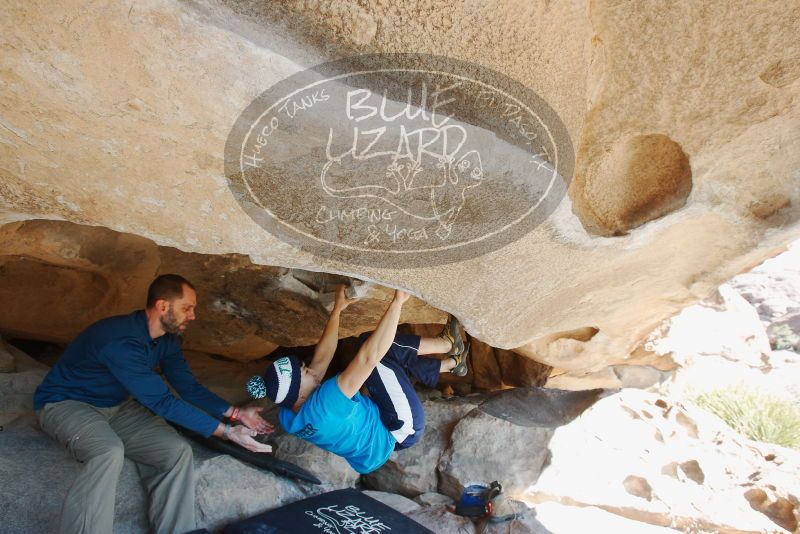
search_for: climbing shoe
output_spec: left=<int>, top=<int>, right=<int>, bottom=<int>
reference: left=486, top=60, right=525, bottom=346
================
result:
left=438, top=314, right=465, bottom=357
left=450, top=341, right=470, bottom=377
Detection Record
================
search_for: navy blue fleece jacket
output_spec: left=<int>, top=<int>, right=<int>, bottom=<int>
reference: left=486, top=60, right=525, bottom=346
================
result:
left=33, top=310, right=228, bottom=436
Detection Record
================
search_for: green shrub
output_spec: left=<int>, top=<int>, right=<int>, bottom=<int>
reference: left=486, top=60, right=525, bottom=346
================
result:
left=770, top=323, right=799, bottom=351
left=692, top=387, right=800, bottom=450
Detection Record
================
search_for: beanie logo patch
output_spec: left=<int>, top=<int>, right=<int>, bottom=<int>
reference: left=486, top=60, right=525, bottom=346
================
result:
left=276, top=357, right=293, bottom=376
left=273, top=357, right=294, bottom=404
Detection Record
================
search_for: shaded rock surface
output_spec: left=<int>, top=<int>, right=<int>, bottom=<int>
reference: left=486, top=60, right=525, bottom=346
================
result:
left=193, top=454, right=314, bottom=532
left=406, top=505, right=476, bottom=534
left=0, top=220, right=444, bottom=361
left=0, top=414, right=150, bottom=534
left=438, top=410, right=553, bottom=500
left=361, top=490, right=421, bottom=515
left=478, top=387, right=603, bottom=427
left=0, top=339, right=15, bottom=373
left=414, top=492, right=454, bottom=507
left=363, top=395, right=477, bottom=496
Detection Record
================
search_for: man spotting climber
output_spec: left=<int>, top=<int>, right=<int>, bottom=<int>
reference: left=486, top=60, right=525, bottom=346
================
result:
left=33, top=274, right=273, bottom=534
left=247, top=285, right=469, bottom=474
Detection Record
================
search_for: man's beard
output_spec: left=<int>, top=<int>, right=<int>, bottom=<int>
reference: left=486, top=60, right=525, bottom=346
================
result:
left=160, top=305, right=184, bottom=336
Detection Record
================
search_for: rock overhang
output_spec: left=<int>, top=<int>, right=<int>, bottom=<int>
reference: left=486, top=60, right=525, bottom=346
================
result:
left=1, top=0, right=799, bottom=375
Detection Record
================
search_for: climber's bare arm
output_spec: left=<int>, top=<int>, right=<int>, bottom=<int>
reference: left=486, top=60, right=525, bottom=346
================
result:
left=337, top=290, right=410, bottom=398
left=308, top=285, right=357, bottom=378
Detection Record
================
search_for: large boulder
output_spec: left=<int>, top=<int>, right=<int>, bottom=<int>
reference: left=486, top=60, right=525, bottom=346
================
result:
left=363, top=396, right=477, bottom=496
left=438, top=410, right=553, bottom=500
left=437, top=387, right=604, bottom=500
left=1, top=0, right=798, bottom=382
left=364, top=387, right=601, bottom=501
left=523, top=389, right=800, bottom=533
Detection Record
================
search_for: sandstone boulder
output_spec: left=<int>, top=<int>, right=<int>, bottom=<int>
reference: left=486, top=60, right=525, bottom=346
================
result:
left=438, top=410, right=553, bottom=500
left=1, top=0, right=799, bottom=385
left=523, top=389, right=800, bottom=533
left=363, top=396, right=477, bottom=496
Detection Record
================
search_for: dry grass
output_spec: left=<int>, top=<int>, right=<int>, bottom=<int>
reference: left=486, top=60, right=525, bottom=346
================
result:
left=692, top=386, right=800, bottom=450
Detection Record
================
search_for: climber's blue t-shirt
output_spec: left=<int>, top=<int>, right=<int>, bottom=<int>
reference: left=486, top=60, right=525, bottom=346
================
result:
left=279, top=375, right=395, bottom=474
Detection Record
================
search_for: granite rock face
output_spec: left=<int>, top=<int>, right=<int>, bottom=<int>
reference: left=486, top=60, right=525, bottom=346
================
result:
left=0, top=0, right=798, bottom=378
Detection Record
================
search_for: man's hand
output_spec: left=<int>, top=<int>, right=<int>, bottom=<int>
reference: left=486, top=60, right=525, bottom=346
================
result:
left=227, top=425, right=272, bottom=453
left=393, top=289, right=410, bottom=305
left=238, top=406, right=274, bottom=434
left=333, top=284, right=358, bottom=312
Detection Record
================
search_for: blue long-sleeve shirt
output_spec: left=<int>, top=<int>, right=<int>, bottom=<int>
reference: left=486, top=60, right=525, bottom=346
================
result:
left=33, top=310, right=229, bottom=437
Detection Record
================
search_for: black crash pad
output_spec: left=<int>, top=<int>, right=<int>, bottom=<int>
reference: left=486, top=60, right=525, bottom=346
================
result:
left=223, top=488, right=434, bottom=534
left=171, top=424, right=321, bottom=485
left=479, top=387, right=603, bottom=427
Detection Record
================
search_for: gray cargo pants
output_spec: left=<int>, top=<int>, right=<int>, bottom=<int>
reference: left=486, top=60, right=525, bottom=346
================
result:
left=37, top=398, right=195, bottom=534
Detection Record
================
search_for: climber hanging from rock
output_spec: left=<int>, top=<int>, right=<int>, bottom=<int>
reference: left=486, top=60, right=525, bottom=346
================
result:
left=247, top=284, right=470, bottom=474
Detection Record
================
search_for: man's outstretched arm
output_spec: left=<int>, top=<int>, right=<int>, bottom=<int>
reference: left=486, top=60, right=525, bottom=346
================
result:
left=162, top=348, right=274, bottom=435
left=100, top=340, right=270, bottom=452
left=337, top=290, right=410, bottom=398
left=308, top=285, right=356, bottom=378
